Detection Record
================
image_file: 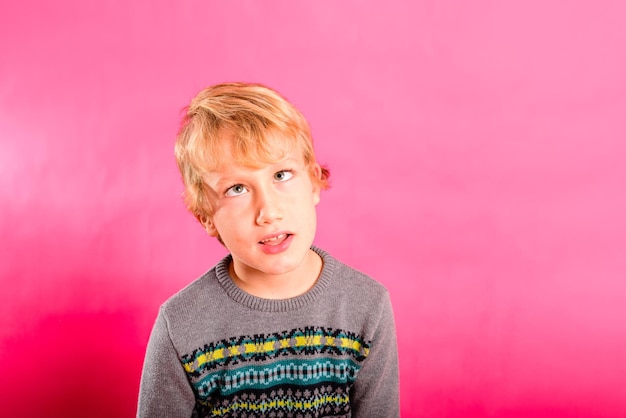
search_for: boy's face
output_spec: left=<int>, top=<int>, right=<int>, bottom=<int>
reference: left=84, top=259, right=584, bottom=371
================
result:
left=204, top=137, right=322, bottom=281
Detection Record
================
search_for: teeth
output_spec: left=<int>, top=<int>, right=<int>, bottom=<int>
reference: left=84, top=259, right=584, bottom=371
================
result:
left=261, top=234, right=287, bottom=243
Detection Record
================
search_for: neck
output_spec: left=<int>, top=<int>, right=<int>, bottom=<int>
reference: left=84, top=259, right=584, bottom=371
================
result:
left=229, top=250, right=322, bottom=299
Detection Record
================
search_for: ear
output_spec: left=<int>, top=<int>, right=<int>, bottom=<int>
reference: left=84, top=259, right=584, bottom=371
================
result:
left=205, top=218, right=219, bottom=237
left=311, top=164, right=322, bottom=206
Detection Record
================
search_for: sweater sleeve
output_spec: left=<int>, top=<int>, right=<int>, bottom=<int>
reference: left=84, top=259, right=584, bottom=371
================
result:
left=137, top=307, right=196, bottom=418
left=350, top=290, right=400, bottom=417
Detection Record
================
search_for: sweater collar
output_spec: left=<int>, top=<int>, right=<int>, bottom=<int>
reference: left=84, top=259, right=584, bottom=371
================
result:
left=214, top=246, right=335, bottom=312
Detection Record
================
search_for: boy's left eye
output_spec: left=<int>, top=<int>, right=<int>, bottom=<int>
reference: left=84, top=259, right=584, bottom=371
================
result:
left=274, top=170, right=294, bottom=182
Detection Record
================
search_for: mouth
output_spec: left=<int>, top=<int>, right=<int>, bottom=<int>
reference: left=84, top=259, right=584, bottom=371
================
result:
left=259, top=233, right=292, bottom=246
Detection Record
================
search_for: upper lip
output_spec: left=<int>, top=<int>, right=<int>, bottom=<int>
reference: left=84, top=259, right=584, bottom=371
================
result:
left=258, top=232, right=292, bottom=243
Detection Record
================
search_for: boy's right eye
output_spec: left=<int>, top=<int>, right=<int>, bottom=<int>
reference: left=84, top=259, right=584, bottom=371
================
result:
left=225, top=184, right=248, bottom=197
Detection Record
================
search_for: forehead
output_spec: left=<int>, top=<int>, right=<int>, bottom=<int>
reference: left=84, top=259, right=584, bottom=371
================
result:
left=211, top=129, right=302, bottom=170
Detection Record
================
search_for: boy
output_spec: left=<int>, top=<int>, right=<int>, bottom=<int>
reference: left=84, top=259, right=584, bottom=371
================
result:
left=138, top=83, right=399, bottom=417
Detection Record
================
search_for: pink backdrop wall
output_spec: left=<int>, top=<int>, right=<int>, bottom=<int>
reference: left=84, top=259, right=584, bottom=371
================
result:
left=2, top=1, right=625, bottom=417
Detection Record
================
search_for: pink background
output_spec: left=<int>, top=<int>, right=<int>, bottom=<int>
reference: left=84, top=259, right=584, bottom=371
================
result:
left=2, top=1, right=625, bottom=417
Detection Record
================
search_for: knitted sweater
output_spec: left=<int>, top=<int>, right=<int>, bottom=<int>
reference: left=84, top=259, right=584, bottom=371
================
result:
left=137, top=247, right=399, bottom=418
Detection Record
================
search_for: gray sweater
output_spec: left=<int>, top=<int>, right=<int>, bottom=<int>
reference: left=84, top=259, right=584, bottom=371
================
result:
left=137, top=247, right=399, bottom=417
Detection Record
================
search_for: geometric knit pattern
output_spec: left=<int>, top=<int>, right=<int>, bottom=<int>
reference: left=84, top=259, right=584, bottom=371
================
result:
left=137, top=247, right=399, bottom=417
left=180, top=327, right=371, bottom=417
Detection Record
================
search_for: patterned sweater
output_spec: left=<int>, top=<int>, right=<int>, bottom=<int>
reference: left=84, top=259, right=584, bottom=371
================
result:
left=137, top=247, right=399, bottom=417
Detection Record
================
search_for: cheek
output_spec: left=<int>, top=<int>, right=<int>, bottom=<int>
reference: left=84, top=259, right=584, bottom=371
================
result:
left=212, top=204, right=253, bottom=232
left=215, top=196, right=252, bottom=217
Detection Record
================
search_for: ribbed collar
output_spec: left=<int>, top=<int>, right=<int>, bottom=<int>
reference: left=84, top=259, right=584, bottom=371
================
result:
left=214, top=246, right=335, bottom=312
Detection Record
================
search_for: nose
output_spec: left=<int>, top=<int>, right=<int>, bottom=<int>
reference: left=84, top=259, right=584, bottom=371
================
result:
left=255, top=187, right=283, bottom=225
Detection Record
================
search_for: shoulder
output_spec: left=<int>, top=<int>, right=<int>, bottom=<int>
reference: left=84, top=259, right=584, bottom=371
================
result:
left=318, top=247, right=386, bottom=286
left=315, top=246, right=391, bottom=304
left=158, top=256, right=229, bottom=323
left=313, top=247, right=395, bottom=341
left=337, top=259, right=388, bottom=295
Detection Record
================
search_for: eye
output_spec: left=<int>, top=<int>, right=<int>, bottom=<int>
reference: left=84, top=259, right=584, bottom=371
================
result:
left=225, top=184, right=248, bottom=197
left=274, top=170, right=294, bottom=182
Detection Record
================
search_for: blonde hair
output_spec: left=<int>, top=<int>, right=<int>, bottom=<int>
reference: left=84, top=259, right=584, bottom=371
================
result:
left=175, top=82, right=330, bottom=227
